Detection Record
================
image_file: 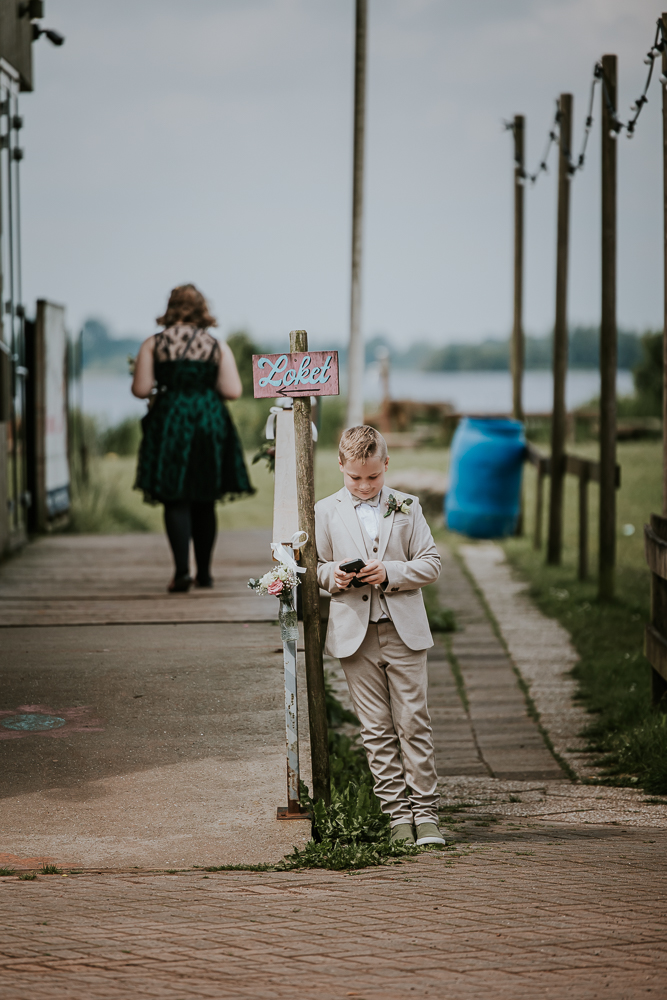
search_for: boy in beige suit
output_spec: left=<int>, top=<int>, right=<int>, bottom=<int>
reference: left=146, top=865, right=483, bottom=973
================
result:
left=315, top=425, right=445, bottom=846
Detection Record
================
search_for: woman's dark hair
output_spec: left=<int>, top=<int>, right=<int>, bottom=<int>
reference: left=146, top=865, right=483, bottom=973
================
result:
left=157, top=284, right=217, bottom=329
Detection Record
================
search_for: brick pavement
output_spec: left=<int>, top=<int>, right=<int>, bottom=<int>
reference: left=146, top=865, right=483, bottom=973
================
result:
left=1, top=826, right=665, bottom=999
left=3, top=532, right=666, bottom=997
left=430, top=544, right=565, bottom=782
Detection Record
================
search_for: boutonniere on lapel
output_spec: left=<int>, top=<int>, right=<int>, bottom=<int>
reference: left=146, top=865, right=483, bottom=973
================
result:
left=384, top=493, right=413, bottom=518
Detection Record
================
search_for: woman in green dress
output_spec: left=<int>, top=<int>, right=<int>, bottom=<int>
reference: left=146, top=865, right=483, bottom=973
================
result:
left=132, top=284, right=254, bottom=592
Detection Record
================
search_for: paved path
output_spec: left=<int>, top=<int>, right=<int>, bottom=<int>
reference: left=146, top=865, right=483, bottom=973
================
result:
left=0, top=532, right=311, bottom=869
left=430, top=545, right=565, bottom=782
left=0, top=532, right=277, bottom=625
left=3, top=531, right=667, bottom=997
left=2, top=828, right=665, bottom=999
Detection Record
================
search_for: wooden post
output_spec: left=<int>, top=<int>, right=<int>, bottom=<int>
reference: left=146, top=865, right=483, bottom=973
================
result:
left=534, top=460, right=545, bottom=550
left=346, top=0, right=367, bottom=430
left=289, top=329, right=330, bottom=805
left=599, top=55, right=618, bottom=601
left=644, top=513, right=667, bottom=708
left=578, top=464, right=589, bottom=581
left=662, top=15, right=667, bottom=517
left=512, top=115, right=525, bottom=537
left=512, top=114, right=525, bottom=423
left=547, top=94, right=572, bottom=566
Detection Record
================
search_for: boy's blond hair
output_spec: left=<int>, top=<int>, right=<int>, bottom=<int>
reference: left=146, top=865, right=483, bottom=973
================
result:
left=338, top=425, right=388, bottom=465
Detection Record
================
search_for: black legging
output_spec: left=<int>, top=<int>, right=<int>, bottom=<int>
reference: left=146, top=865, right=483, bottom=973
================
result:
left=163, top=501, right=217, bottom=582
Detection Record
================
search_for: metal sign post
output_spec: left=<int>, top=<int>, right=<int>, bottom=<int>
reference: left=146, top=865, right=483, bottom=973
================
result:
left=253, top=344, right=339, bottom=812
left=276, top=541, right=302, bottom=819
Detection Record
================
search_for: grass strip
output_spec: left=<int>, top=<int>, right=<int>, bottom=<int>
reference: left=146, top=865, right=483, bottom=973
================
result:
left=503, top=543, right=667, bottom=794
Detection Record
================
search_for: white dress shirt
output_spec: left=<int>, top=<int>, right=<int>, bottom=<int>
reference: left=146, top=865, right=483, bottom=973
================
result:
left=348, top=489, right=382, bottom=541
left=346, top=489, right=389, bottom=621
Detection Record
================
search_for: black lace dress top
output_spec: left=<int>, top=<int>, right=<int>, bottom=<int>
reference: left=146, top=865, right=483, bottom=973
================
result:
left=134, top=324, right=254, bottom=504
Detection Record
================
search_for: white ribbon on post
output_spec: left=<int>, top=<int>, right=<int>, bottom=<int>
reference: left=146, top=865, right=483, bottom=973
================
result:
left=270, top=530, right=308, bottom=573
left=265, top=407, right=317, bottom=443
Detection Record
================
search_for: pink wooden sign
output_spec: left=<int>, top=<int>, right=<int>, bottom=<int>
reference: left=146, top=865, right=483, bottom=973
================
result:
left=252, top=351, right=339, bottom=398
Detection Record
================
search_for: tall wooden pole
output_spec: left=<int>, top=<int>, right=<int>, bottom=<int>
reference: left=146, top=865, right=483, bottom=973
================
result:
left=662, top=17, right=667, bottom=517
left=599, top=55, right=618, bottom=600
left=512, top=115, right=525, bottom=423
left=346, top=0, right=367, bottom=429
left=289, top=329, right=330, bottom=805
left=547, top=94, right=572, bottom=566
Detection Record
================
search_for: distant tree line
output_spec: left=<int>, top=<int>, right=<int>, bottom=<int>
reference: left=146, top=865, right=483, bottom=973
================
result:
left=79, top=318, right=647, bottom=376
left=423, top=327, right=644, bottom=372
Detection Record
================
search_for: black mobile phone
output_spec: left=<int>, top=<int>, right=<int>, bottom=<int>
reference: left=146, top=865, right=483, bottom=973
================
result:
left=339, top=557, right=366, bottom=574
left=339, top=557, right=367, bottom=588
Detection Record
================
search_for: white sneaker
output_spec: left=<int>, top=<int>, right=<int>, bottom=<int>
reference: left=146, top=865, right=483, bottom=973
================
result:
left=415, top=822, right=446, bottom=846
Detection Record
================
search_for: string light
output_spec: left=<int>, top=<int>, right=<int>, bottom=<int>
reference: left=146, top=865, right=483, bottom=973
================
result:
left=504, top=105, right=560, bottom=186
left=609, top=18, right=665, bottom=139
left=506, top=17, right=667, bottom=181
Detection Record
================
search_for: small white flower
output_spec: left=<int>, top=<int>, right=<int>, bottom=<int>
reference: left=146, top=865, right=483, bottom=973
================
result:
left=400, top=502, right=411, bottom=514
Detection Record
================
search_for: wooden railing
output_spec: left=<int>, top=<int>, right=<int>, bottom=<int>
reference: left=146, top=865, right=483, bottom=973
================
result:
left=526, top=442, right=621, bottom=581
left=644, top=513, right=667, bottom=707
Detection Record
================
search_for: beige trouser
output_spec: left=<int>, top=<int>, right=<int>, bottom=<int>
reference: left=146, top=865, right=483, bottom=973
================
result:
left=339, top=621, right=439, bottom=827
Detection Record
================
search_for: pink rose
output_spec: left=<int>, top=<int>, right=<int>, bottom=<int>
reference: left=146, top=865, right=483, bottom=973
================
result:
left=267, top=579, right=284, bottom=595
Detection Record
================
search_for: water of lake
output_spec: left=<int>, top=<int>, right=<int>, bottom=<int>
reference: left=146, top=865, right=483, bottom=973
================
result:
left=78, top=368, right=634, bottom=426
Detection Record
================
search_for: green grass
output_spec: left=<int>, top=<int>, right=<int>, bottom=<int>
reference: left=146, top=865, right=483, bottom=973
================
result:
left=500, top=439, right=666, bottom=793
left=423, top=583, right=456, bottom=633
left=69, top=447, right=452, bottom=535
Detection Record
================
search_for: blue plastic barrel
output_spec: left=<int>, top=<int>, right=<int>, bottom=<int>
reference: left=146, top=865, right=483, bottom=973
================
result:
left=445, top=418, right=526, bottom=539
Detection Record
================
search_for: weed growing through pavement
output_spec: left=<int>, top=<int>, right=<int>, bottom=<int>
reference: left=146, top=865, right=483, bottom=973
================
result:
left=18, top=873, right=36, bottom=880
left=200, top=676, right=447, bottom=873
left=0, top=867, right=15, bottom=876
left=40, top=864, right=62, bottom=875
left=423, top=583, right=457, bottom=634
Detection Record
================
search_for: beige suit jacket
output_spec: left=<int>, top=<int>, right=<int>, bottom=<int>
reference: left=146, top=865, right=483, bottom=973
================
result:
left=315, top=485, right=441, bottom=659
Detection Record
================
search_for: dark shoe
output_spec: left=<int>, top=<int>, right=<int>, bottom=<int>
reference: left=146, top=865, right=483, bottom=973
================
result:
left=194, top=575, right=214, bottom=588
left=168, top=574, right=192, bottom=593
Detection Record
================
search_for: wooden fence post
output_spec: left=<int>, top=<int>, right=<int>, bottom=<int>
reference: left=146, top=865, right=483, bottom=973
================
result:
left=599, top=54, right=618, bottom=601
left=662, top=15, right=667, bottom=517
left=534, top=459, right=545, bottom=550
left=346, top=0, right=368, bottom=430
left=548, top=94, right=572, bottom=566
left=578, top=463, right=590, bottom=581
left=512, top=114, right=525, bottom=424
left=289, top=329, right=331, bottom=804
left=512, top=115, right=525, bottom=537
left=644, top=514, right=667, bottom=708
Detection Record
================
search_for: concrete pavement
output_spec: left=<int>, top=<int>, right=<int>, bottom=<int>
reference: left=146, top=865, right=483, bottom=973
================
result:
left=0, top=532, right=311, bottom=869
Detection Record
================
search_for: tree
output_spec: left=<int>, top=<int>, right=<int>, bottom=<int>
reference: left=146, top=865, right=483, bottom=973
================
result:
left=226, top=330, right=261, bottom=397
left=633, top=331, right=662, bottom=417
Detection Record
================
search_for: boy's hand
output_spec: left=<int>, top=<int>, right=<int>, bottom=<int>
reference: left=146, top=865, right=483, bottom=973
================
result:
left=334, top=561, right=357, bottom=590
left=356, top=560, right=387, bottom=586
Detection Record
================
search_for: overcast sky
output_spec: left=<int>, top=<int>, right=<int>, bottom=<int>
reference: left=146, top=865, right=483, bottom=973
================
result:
left=20, top=0, right=664, bottom=345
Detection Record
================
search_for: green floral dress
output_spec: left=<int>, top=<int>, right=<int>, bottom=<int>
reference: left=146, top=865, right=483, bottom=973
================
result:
left=134, top=325, right=254, bottom=505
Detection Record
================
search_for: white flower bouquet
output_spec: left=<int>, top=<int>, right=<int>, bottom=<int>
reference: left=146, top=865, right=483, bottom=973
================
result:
left=248, top=563, right=299, bottom=603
